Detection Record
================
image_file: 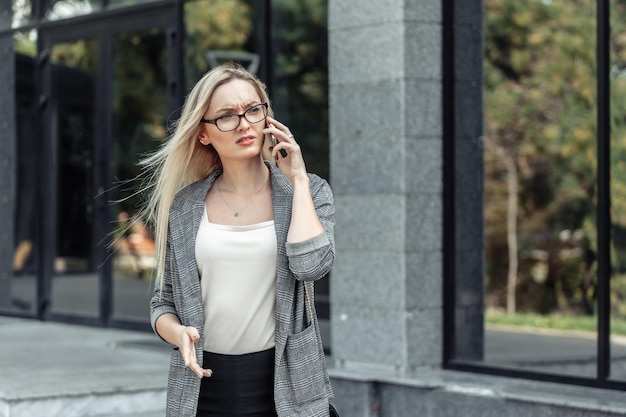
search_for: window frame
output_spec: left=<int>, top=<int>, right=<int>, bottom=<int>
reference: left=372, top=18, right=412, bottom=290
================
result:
left=442, top=0, right=626, bottom=392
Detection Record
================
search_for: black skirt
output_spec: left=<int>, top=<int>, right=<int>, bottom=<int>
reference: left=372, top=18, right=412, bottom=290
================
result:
left=196, top=348, right=277, bottom=417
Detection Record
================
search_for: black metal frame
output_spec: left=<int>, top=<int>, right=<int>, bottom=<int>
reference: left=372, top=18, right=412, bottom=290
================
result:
left=441, top=0, right=456, bottom=364
left=442, top=0, right=626, bottom=391
left=596, top=0, right=612, bottom=383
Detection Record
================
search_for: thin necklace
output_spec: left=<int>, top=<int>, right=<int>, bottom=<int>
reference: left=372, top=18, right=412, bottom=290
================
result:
left=217, top=175, right=270, bottom=217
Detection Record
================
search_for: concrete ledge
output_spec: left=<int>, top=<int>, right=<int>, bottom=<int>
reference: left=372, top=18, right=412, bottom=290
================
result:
left=0, top=318, right=169, bottom=417
left=0, top=390, right=166, bottom=417
left=329, top=364, right=626, bottom=416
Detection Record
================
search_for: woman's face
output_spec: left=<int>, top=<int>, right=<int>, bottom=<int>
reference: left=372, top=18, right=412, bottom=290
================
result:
left=199, top=79, right=267, bottom=161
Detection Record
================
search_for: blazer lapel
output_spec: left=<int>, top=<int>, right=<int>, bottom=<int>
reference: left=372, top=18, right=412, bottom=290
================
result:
left=268, top=162, right=298, bottom=359
left=269, top=162, right=293, bottom=283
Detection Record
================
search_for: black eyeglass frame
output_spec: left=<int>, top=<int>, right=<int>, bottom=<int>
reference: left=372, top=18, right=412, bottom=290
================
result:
left=200, top=102, right=269, bottom=132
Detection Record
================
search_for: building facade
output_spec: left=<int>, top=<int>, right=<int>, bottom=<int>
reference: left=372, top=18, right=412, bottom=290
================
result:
left=2, top=0, right=626, bottom=415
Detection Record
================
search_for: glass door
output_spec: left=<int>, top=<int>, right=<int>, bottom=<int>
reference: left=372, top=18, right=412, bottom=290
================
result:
left=40, top=8, right=178, bottom=326
left=109, top=26, right=168, bottom=323
left=46, top=35, right=101, bottom=319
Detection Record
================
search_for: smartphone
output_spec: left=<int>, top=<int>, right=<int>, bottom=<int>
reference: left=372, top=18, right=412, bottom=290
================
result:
left=267, top=122, right=288, bottom=158
left=274, top=138, right=288, bottom=158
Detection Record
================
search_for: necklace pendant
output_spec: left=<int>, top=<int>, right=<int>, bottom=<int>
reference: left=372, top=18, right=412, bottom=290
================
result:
left=234, top=212, right=239, bottom=217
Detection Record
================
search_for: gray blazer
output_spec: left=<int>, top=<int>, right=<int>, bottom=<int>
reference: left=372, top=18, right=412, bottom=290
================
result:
left=150, top=161, right=335, bottom=417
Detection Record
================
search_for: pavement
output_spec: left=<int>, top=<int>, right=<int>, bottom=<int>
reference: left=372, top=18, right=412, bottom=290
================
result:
left=3, top=315, right=626, bottom=417
left=0, top=316, right=169, bottom=417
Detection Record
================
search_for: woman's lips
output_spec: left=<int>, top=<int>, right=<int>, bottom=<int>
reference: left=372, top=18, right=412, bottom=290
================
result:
left=237, top=135, right=255, bottom=145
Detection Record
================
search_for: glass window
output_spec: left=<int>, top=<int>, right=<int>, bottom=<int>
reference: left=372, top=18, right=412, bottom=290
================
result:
left=110, top=27, right=167, bottom=322
left=184, top=0, right=260, bottom=89
left=45, top=0, right=102, bottom=21
left=270, top=0, right=329, bottom=180
left=2, top=0, right=34, bottom=29
left=610, top=0, right=626, bottom=382
left=49, top=37, right=100, bottom=317
left=2, top=30, right=39, bottom=315
left=481, top=0, right=598, bottom=377
left=183, top=0, right=328, bottom=179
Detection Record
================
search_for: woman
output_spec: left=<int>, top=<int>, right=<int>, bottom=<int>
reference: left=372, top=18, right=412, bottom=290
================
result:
left=145, top=63, right=335, bottom=417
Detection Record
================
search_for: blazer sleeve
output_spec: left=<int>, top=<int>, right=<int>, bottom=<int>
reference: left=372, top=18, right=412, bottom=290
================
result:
left=150, top=224, right=179, bottom=338
left=285, top=176, right=335, bottom=282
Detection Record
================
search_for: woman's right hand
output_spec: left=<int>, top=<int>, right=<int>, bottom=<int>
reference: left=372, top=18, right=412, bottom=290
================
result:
left=155, top=314, right=212, bottom=378
left=176, top=325, right=213, bottom=379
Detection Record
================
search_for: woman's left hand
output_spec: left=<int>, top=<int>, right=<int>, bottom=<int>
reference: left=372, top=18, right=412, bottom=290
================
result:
left=264, top=116, right=308, bottom=182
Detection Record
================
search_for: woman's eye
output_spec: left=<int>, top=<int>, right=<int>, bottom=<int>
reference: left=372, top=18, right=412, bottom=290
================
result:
left=219, top=114, right=236, bottom=122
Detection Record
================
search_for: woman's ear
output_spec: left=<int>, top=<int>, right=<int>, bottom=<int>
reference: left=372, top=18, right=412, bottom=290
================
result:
left=198, top=131, right=210, bottom=146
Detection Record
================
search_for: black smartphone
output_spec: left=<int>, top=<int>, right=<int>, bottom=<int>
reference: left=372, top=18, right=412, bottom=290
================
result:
left=267, top=122, right=288, bottom=158
left=276, top=142, right=288, bottom=158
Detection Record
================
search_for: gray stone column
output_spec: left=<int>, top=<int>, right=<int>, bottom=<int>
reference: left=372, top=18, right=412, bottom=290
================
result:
left=329, top=0, right=444, bottom=371
left=0, top=33, right=16, bottom=309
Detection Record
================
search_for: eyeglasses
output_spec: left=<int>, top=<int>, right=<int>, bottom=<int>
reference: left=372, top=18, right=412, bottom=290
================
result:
left=200, top=103, right=268, bottom=132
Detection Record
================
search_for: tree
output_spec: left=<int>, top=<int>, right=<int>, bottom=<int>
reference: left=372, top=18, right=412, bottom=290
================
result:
left=484, top=0, right=602, bottom=315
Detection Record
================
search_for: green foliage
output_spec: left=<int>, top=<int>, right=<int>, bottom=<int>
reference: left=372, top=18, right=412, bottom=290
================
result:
left=270, top=0, right=329, bottom=178
left=183, top=0, right=253, bottom=86
left=612, top=274, right=626, bottom=318
left=50, top=38, right=99, bottom=73
left=111, top=28, right=168, bottom=215
left=13, top=31, right=36, bottom=57
left=484, top=0, right=626, bottom=315
left=486, top=311, right=626, bottom=336
left=487, top=311, right=597, bottom=332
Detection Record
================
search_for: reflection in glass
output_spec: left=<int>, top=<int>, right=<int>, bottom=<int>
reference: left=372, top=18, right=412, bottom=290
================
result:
left=610, top=0, right=626, bottom=381
left=483, top=0, right=597, bottom=377
left=50, top=39, right=99, bottom=316
left=45, top=0, right=101, bottom=21
left=6, top=30, right=39, bottom=314
left=4, top=0, right=33, bottom=29
left=270, top=0, right=329, bottom=180
left=111, top=28, right=166, bottom=322
left=183, top=0, right=256, bottom=89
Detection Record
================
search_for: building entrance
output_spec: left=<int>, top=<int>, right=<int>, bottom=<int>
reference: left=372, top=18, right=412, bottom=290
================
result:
left=38, top=8, right=179, bottom=328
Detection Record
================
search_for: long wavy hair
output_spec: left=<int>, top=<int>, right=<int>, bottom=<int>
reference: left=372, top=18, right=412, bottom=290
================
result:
left=139, top=63, right=274, bottom=287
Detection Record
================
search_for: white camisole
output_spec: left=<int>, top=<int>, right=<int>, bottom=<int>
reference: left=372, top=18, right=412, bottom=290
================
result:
left=195, top=208, right=277, bottom=355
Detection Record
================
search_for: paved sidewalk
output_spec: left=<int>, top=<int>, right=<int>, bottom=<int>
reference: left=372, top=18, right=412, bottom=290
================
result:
left=0, top=317, right=170, bottom=417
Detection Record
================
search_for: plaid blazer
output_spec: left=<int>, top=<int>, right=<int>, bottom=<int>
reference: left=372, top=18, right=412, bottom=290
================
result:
left=150, top=161, right=335, bottom=417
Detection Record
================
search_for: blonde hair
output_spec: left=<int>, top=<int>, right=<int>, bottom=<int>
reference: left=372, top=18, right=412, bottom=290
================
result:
left=139, top=63, right=274, bottom=286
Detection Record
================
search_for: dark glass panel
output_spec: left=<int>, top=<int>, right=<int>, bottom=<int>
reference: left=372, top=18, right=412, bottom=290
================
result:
left=49, top=38, right=99, bottom=316
left=110, top=27, right=167, bottom=322
left=3, top=30, right=39, bottom=315
left=482, top=0, right=598, bottom=377
left=270, top=0, right=329, bottom=180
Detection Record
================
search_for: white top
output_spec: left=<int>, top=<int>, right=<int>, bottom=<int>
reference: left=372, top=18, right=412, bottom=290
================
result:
left=195, top=209, right=277, bottom=354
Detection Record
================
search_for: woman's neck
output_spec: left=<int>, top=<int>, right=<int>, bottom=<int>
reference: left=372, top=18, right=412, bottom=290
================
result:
left=218, top=158, right=269, bottom=194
